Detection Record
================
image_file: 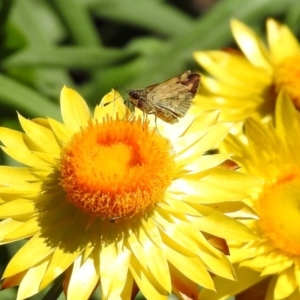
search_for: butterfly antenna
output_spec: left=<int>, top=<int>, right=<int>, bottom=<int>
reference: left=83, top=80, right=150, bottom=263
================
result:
left=103, top=85, right=128, bottom=106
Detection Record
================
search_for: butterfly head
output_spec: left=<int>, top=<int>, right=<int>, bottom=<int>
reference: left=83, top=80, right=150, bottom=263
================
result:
left=128, top=90, right=141, bottom=99
left=128, top=89, right=148, bottom=110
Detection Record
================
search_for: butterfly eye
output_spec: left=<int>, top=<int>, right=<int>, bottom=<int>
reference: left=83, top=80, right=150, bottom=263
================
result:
left=129, top=91, right=140, bottom=99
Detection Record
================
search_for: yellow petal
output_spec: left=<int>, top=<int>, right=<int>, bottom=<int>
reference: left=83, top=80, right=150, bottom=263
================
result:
left=170, top=264, right=199, bottom=300
left=170, top=170, right=255, bottom=203
left=137, top=224, right=171, bottom=292
left=3, top=233, right=54, bottom=277
left=2, top=271, right=26, bottom=289
left=174, top=123, right=231, bottom=170
left=60, top=86, right=91, bottom=132
left=48, top=117, right=73, bottom=145
left=0, top=127, right=25, bottom=149
left=240, top=253, right=290, bottom=271
left=94, top=89, right=129, bottom=121
left=231, top=19, right=273, bottom=72
left=184, top=109, right=220, bottom=136
left=18, top=114, right=60, bottom=156
left=0, top=127, right=50, bottom=168
left=0, top=166, right=36, bottom=185
left=66, top=256, right=99, bottom=300
left=40, top=246, right=84, bottom=290
left=2, top=218, right=38, bottom=242
left=17, top=260, right=48, bottom=300
left=100, top=239, right=131, bottom=299
left=267, top=18, right=300, bottom=64
left=173, top=131, right=207, bottom=162
left=129, top=254, right=168, bottom=300
left=0, top=219, right=24, bottom=243
left=141, top=216, right=165, bottom=249
left=199, top=266, right=263, bottom=299
left=194, top=51, right=271, bottom=87
left=275, top=90, right=299, bottom=141
left=120, top=271, right=135, bottom=300
left=0, top=182, right=42, bottom=197
left=176, top=153, right=230, bottom=176
left=1, top=146, right=50, bottom=169
left=161, top=196, right=203, bottom=217
left=191, top=205, right=256, bottom=241
left=155, top=209, right=206, bottom=255
left=0, top=199, right=34, bottom=217
left=164, top=242, right=214, bottom=290
left=202, top=73, right=270, bottom=96
left=260, top=259, right=293, bottom=276
left=126, top=223, right=171, bottom=293
left=158, top=115, right=195, bottom=141
left=274, top=267, right=297, bottom=299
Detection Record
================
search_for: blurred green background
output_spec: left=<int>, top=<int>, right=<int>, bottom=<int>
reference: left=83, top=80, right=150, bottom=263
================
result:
left=0, top=0, right=299, bottom=299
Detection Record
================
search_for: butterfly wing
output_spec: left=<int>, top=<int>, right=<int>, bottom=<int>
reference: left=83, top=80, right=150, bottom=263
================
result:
left=145, top=70, right=195, bottom=90
left=128, top=71, right=200, bottom=124
left=146, top=71, right=200, bottom=118
left=152, top=105, right=183, bottom=123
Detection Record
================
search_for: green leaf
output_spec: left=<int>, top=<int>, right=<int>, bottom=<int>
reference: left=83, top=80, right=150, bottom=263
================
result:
left=92, top=0, right=193, bottom=37
left=48, top=0, right=101, bottom=46
left=10, top=0, right=63, bottom=46
left=0, top=74, right=60, bottom=119
left=2, top=47, right=139, bottom=69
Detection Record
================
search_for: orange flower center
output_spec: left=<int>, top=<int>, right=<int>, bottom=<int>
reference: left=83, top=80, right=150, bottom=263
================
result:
left=257, top=169, right=300, bottom=257
left=59, top=117, right=174, bottom=220
left=274, top=54, right=300, bottom=109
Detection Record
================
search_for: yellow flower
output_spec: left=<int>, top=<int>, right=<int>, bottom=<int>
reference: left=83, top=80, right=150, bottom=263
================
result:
left=200, top=92, right=300, bottom=300
left=0, top=87, right=256, bottom=300
left=193, top=18, right=300, bottom=123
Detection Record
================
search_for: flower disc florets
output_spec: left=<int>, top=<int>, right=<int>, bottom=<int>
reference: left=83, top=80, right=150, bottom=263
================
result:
left=60, top=117, right=174, bottom=219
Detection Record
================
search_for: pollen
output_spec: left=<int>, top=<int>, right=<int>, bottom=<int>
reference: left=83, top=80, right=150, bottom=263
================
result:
left=274, top=54, right=300, bottom=109
left=59, top=117, right=174, bottom=220
left=256, top=169, right=300, bottom=257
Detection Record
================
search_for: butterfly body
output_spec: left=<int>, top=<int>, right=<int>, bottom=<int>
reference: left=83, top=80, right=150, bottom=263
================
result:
left=128, top=70, right=200, bottom=124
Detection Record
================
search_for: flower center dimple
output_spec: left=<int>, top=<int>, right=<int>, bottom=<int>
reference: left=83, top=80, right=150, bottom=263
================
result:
left=257, top=169, right=300, bottom=257
left=59, top=117, right=174, bottom=220
left=274, top=54, right=300, bottom=109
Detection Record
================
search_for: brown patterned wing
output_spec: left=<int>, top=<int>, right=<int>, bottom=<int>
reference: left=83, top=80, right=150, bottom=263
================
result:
left=147, top=71, right=200, bottom=118
left=145, top=70, right=198, bottom=90
left=128, top=71, right=200, bottom=124
left=151, top=106, right=179, bottom=124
